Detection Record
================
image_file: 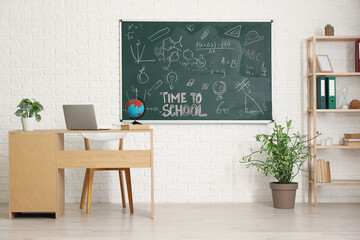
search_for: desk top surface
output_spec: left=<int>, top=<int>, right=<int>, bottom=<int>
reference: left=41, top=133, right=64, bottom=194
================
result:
left=9, top=129, right=153, bottom=134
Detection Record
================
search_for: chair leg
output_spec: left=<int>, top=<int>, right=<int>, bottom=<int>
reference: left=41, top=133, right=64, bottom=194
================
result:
left=119, top=170, right=126, bottom=208
left=86, top=169, right=95, bottom=214
left=80, top=168, right=90, bottom=209
left=124, top=168, right=133, bottom=213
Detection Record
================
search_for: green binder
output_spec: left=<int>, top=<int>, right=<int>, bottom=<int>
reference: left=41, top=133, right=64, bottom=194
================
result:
left=316, top=77, right=326, bottom=109
left=326, top=77, right=336, bottom=109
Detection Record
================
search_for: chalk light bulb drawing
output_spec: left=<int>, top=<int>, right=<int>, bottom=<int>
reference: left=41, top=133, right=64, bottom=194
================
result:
left=212, top=81, right=227, bottom=100
left=166, top=71, right=178, bottom=90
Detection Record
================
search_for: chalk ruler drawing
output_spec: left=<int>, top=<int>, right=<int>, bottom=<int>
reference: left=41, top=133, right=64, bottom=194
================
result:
left=244, top=93, right=264, bottom=115
left=186, top=24, right=194, bottom=32
left=212, top=81, right=227, bottom=100
left=137, top=66, right=149, bottom=84
left=235, top=77, right=250, bottom=92
left=200, top=29, right=210, bottom=40
left=224, top=25, right=241, bottom=38
left=147, top=80, right=163, bottom=96
left=243, top=30, right=265, bottom=46
left=148, top=27, right=170, bottom=42
left=130, top=40, right=155, bottom=64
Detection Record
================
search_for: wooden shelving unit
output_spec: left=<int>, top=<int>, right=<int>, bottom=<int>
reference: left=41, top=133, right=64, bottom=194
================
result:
left=307, top=36, right=360, bottom=206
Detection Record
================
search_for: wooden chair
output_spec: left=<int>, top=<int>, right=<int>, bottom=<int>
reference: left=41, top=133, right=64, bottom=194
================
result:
left=79, top=134, right=133, bottom=214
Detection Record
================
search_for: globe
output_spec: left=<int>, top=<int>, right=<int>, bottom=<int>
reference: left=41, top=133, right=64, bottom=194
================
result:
left=126, top=99, right=145, bottom=120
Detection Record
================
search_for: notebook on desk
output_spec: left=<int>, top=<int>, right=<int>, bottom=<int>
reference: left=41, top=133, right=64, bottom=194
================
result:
left=63, top=105, right=109, bottom=130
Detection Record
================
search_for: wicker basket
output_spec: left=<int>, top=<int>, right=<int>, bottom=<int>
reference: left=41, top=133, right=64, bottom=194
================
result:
left=325, top=27, right=334, bottom=36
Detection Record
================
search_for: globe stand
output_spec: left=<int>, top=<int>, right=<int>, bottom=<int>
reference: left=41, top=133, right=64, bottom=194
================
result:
left=131, top=119, right=142, bottom=125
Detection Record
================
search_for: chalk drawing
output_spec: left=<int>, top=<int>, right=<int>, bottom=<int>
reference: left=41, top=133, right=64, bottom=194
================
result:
left=261, top=62, right=267, bottom=76
left=224, top=25, right=242, bottom=38
left=200, top=29, right=210, bottom=40
left=186, top=24, right=194, bottom=32
left=230, top=60, right=237, bottom=68
left=245, top=93, right=264, bottom=115
left=216, top=101, right=235, bottom=114
left=195, top=41, right=233, bottom=53
left=243, top=30, right=265, bottom=46
left=166, top=71, right=178, bottom=90
left=148, top=27, right=170, bottom=42
left=147, top=107, right=159, bottom=111
left=235, top=77, right=250, bottom=92
left=211, top=69, right=226, bottom=78
left=186, top=78, right=196, bottom=87
left=182, top=49, right=207, bottom=69
left=147, top=80, right=163, bottom=96
left=137, top=66, right=149, bottom=84
left=212, top=81, right=227, bottom=100
left=125, top=91, right=130, bottom=101
left=125, top=32, right=134, bottom=40
left=201, top=83, right=209, bottom=90
left=130, top=40, right=155, bottom=64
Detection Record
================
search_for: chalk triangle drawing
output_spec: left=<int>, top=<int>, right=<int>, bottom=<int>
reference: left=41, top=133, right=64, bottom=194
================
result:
left=244, top=93, right=264, bottom=115
left=224, top=25, right=242, bottom=38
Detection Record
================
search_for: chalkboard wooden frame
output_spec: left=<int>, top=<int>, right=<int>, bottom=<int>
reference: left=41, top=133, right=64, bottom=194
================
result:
left=119, top=20, right=274, bottom=124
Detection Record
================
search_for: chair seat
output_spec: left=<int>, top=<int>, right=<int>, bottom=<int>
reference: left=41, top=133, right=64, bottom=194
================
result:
left=81, top=132, right=127, bottom=141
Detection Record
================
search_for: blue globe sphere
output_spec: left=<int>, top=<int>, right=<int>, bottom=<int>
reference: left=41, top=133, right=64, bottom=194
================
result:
left=126, top=99, right=145, bottom=119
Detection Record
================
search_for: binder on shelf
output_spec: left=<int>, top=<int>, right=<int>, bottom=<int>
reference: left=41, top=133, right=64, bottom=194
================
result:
left=316, top=77, right=326, bottom=109
left=326, top=161, right=331, bottom=183
left=317, top=160, right=321, bottom=183
left=356, top=39, right=360, bottom=72
left=326, top=77, right=336, bottom=109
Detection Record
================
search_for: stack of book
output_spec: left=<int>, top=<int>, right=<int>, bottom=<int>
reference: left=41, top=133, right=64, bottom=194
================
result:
left=344, top=133, right=360, bottom=147
left=317, top=159, right=331, bottom=183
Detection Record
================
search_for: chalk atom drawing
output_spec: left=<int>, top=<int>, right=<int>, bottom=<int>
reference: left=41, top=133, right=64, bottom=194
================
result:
left=243, top=30, right=265, bottom=46
left=148, top=27, right=170, bottom=42
left=224, top=25, right=242, bottom=38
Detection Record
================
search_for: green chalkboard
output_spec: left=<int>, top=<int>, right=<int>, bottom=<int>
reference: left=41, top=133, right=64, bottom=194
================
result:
left=121, top=21, right=272, bottom=122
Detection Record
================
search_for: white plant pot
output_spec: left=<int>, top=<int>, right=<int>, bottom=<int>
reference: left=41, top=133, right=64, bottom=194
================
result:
left=21, top=117, right=34, bottom=131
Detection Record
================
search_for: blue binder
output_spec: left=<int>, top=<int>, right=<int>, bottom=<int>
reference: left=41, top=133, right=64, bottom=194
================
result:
left=316, top=77, right=326, bottom=109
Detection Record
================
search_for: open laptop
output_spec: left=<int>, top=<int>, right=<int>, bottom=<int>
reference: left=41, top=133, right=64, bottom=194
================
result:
left=63, top=105, right=109, bottom=130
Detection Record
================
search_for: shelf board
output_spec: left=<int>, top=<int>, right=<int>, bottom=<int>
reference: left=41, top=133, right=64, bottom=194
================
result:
left=308, top=72, right=360, bottom=77
left=310, top=180, right=360, bottom=186
left=307, top=36, right=360, bottom=41
left=315, top=144, right=360, bottom=149
left=308, top=109, right=360, bottom=113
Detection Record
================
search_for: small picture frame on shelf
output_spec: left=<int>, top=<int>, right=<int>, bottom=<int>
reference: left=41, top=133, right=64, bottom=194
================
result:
left=316, top=55, right=333, bottom=73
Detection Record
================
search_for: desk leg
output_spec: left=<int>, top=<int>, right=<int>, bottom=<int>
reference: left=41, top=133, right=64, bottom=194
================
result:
left=150, top=131, right=154, bottom=219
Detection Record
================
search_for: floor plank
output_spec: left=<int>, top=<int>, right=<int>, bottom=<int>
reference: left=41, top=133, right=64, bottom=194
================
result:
left=1, top=203, right=360, bottom=240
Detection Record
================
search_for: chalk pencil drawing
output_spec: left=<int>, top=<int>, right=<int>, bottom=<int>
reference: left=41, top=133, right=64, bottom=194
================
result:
left=216, top=101, right=235, bottom=115
left=235, top=77, right=250, bottom=92
left=166, top=71, right=178, bottom=90
left=130, top=40, right=155, bottom=64
left=137, top=66, right=149, bottom=84
left=224, top=25, right=242, bottom=38
left=243, top=30, right=265, bottom=46
left=186, top=78, right=196, bottom=87
left=261, top=62, right=267, bottom=76
left=244, top=93, right=264, bottom=115
left=212, top=81, right=227, bottom=100
left=148, top=27, right=170, bottom=42
left=186, top=24, right=194, bottom=32
left=147, top=80, right=163, bottom=96
left=200, top=29, right=210, bottom=40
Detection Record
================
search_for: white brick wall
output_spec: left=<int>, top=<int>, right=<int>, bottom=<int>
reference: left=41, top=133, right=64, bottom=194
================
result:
left=1, top=0, right=360, bottom=203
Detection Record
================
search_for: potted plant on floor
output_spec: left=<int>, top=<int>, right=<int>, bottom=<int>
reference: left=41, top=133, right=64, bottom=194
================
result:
left=14, top=98, right=44, bottom=131
left=242, top=120, right=319, bottom=209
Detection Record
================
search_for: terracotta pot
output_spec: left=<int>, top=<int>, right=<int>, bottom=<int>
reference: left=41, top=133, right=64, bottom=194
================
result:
left=270, top=182, right=298, bottom=209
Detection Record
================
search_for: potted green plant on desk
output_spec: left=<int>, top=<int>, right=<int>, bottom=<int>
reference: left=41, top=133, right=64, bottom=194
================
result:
left=242, top=120, right=319, bottom=209
left=14, top=98, right=44, bottom=131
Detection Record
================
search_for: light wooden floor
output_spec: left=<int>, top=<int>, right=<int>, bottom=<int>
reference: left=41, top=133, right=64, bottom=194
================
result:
left=1, top=203, right=359, bottom=240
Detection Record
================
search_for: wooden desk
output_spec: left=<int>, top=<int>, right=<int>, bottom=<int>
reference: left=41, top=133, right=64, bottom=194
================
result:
left=8, top=129, right=154, bottom=219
